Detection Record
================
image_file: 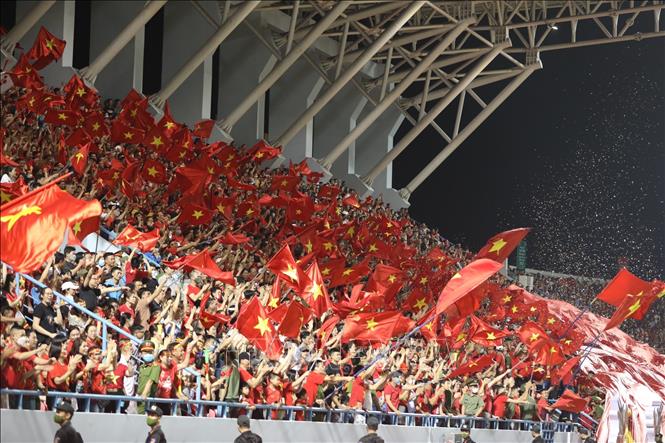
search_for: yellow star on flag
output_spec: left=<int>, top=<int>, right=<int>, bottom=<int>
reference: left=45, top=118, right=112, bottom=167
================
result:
left=342, top=269, right=354, bottom=277
left=627, top=300, right=641, bottom=315
left=529, top=333, right=540, bottom=342
left=254, top=317, right=271, bottom=336
left=321, top=267, right=331, bottom=276
left=57, top=113, right=68, bottom=121
left=255, top=152, right=264, bottom=159
left=28, top=97, right=36, bottom=107
left=413, top=298, right=427, bottom=311
left=192, top=210, right=204, bottom=220
left=456, top=333, right=466, bottom=342
left=486, top=332, right=497, bottom=340
left=216, top=204, right=226, bottom=214
left=419, top=277, right=428, bottom=285
left=76, top=87, right=86, bottom=97
left=246, top=208, right=255, bottom=216
left=488, top=238, right=507, bottom=254
left=150, top=136, right=164, bottom=148
left=164, top=121, right=176, bottom=130
left=549, top=347, right=558, bottom=354
left=130, top=109, right=138, bottom=117
left=309, top=282, right=323, bottom=301
left=502, top=295, right=512, bottom=304
left=123, top=131, right=134, bottom=140
left=147, top=166, right=158, bottom=177
left=323, top=242, right=334, bottom=251
left=547, top=318, right=556, bottom=325
left=366, top=318, right=378, bottom=331
left=207, top=167, right=214, bottom=174
left=45, top=39, right=54, bottom=50
left=281, top=180, right=288, bottom=187
left=368, top=244, right=378, bottom=253
left=72, top=221, right=82, bottom=236
left=74, top=152, right=84, bottom=163
left=511, top=306, right=519, bottom=314
left=346, top=226, right=355, bottom=237
left=91, top=122, right=101, bottom=132
left=387, top=274, right=397, bottom=284
left=424, top=321, right=434, bottom=330
left=268, top=297, right=279, bottom=309
left=283, top=264, right=300, bottom=282
left=304, top=240, right=313, bottom=253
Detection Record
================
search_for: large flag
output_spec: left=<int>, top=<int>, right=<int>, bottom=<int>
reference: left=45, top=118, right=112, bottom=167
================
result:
left=278, top=301, right=312, bottom=339
left=445, top=354, right=494, bottom=379
left=1, top=179, right=101, bottom=272
left=236, top=297, right=282, bottom=360
left=164, top=249, right=235, bottom=286
left=114, top=224, right=160, bottom=252
left=469, top=315, right=511, bottom=346
left=435, top=259, right=503, bottom=316
left=550, top=389, right=588, bottom=413
left=266, top=244, right=310, bottom=293
left=475, top=228, right=530, bottom=263
left=603, top=292, right=648, bottom=331
left=26, top=27, right=66, bottom=70
left=63, top=74, right=98, bottom=107
left=301, top=261, right=332, bottom=317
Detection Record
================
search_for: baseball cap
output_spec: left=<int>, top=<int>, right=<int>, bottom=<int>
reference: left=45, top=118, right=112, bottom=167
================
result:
left=56, top=401, right=75, bottom=414
left=460, top=424, right=471, bottom=432
left=61, top=281, right=79, bottom=291
left=147, top=405, right=163, bottom=417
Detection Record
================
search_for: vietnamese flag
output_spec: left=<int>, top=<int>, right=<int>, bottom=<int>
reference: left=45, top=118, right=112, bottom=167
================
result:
left=70, top=142, right=90, bottom=175
left=65, top=127, right=91, bottom=148
left=26, top=26, right=66, bottom=70
left=212, top=196, right=234, bottom=221
left=67, top=215, right=99, bottom=246
left=270, top=175, right=300, bottom=193
left=302, top=261, right=331, bottom=317
left=341, top=311, right=414, bottom=344
left=550, top=389, right=588, bottom=413
left=278, top=301, right=312, bottom=339
left=163, top=249, right=235, bottom=286
left=597, top=268, right=653, bottom=317
left=475, top=228, right=530, bottom=263
left=445, top=354, right=494, bottom=379
left=369, top=264, right=405, bottom=288
left=110, top=120, right=145, bottom=145
left=218, top=231, right=250, bottom=245
left=84, top=112, right=109, bottom=138
left=141, top=159, right=168, bottom=184
left=469, top=315, right=511, bottom=347
left=114, top=224, right=160, bottom=252
left=435, top=259, right=504, bottom=317
left=518, top=321, right=550, bottom=350
left=142, top=126, right=170, bottom=151
left=8, top=54, right=44, bottom=89
left=1, top=178, right=101, bottom=272
left=158, top=101, right=180, bottom=136
left=551, top=356, right=581, bottom=386
left=0, top=177, right=28, bottom=204
left=176, top=203, right=215, bottom=226
left=603, top=291, right=649, bottom=331
left=236, top=296, right=282, bottom=359
left=266, top=244, right=310, bottom=293
left=192, top=119, right=215, bottom=139
left=249, top=140, right=281, bottom=162
left=63, top=74, right=98, bottom=107
left=44, top=109, right=79, bottom=126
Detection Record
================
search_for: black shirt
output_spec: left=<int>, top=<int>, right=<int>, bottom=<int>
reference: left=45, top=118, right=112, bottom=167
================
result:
left=462, top=437, right=477, bottom=443
left=359, top=434, right=385, bottom=443
left=53, top=421, right=83, bottom=443
left=145, top=425, right=167, bottom=443
left=234, top=430, right=263, bottom=443
left=532, top=437, right=546, bottom=443
left=33, top=303, right=56, bottom=341
left=79, top=287, right=101, bottom=311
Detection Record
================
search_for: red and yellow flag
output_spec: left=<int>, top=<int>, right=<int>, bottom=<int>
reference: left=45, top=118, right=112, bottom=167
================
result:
left=236, top=296, right=282, bottom=359
left=475, top=227, right=530, bottom=263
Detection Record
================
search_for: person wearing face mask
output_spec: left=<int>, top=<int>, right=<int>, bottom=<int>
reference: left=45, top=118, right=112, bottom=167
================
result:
left=137, top=341, right=161, bottom=414
left=578, top=428, right=597, bottom=443
left=53, top=400, right=84, bottom=443
left=145, top=405, right=167, bottom=443
left=459, top=424, right=476, bottom=443
left=461, top=383, right=485, bottom=418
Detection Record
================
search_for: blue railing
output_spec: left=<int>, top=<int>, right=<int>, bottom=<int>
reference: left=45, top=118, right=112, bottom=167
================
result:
left=4, top=264, right=202, bottom=401
left=0, top=389, right=579, bottom=433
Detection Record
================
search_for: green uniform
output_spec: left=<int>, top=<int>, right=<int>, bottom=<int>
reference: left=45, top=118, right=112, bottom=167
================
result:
left=137, top=364, right=161, bottom=414
left=461, top=393, right=484, bottom=416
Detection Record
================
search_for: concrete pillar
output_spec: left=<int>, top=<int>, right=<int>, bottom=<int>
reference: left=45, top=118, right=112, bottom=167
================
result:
left=151, top=0, right=260, bottom=108
left=80, top=0, right=166, bottom=84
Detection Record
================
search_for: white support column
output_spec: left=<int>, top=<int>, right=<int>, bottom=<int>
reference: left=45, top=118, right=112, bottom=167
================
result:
left=219, top=0, right=351, bottom=133
left=1, top=0, right=56, bottom=53
left=80, top=0, right=167, bottom=84
left=400, top=64, right=539, bottom=199
left=151, top=0, right=260, bottom=108
left=273, top=1, right=426, bottom=148
left=132, top=26, right=145, bottom=92
left=321, top=17, right=474, bottom=169
left=362, top=41, right=511, bottom=185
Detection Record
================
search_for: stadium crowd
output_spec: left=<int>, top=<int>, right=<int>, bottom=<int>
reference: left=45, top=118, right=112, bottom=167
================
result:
left=0, top=58, right=650, bottom=431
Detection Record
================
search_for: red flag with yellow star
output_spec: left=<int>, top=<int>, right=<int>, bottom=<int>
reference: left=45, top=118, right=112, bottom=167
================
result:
left=236, top=296, right=282, bottom=359
left=341, top=311, right=414, bottom=344
left=158, top=101, right=180, bottom=136
left=0, top=176, right=28, bottom=204
left=469, top=315, right=511, bottom=347
left=8, top=54, right=44, bottom=89
left=266, top=244, right=310, bottom=293
left=435, top=259, right=503, bottom=317
left=26, top=26, right=66, bottom=70
left=141, top=159, right=168, bottom=184
left=63, top=74, right=98, bottom=107
left=270, top=175, right=300, bottom=193
left=67, top=215, right=99, bottom=246
left=84, top=112, right=109, bottom=138
left=475, top=227, right=530, bottom=263
left=518, top=321, right=550, bottom=350
left=301, top=261, right=331, bottom=317
left=192, top=119, right=214, bottom=139
left=70, top=142, right=90, bottom=175
left=142, top=127, right=170, bottom=151
left=278, top=301, right=312, bottom=339
left=549, top=389, right=589, bottom=413
left=597, top=268, right=652, bottom=314
left=44, top=109, right=79, bottom=126
left=163, top=249, right=235, bottom=286
left=604, top=291, right=648, bottom=331
left=248, top=140, right=281, bottom=162
left=113, top=224, right=160, bottom=252
left=110, top=120, right=145, bottom=145
left=1, top=178, right=101, bottom=272
left=176, top=203, right=215, bottom=226
left=445, top=354, right=494, bottom=379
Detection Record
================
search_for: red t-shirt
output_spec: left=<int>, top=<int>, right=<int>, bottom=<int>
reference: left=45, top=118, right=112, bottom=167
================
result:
left=239, top=367, right=256, bottom=403
left=20, top=355, right=38, bottom=390
left=90, top=364, right=107, bottom=395
left=303, top=371, right=325, bottom=406
left=493, top=394, right=508, bottom=418
left=383, top=383, right=402, bottom=409
left=156, top=363, right=178, bottom=398
left=348, top=376, right=366, bottom=409
left=1, top=344, right=19, bottom=388
left=47, top=361, right=70, bottom=391
left=107, top=362, right=128, bottom=391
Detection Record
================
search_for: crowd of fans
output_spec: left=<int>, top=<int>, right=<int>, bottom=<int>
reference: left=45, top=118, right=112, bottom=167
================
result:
left=0, top=75, right=630, bottom=429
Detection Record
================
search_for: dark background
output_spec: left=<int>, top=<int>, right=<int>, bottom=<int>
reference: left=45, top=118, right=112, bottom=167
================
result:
left=394, top=38, right=664, bottom=280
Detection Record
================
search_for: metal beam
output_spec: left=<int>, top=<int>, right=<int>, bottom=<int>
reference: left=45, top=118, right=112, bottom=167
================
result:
left=362, top=40, right=510, bottom=185
left=321, top=17, right=475, bottom=169
left=400, top=64, right=539, bottom=200
left=219, top=1, right=351, bottom=133
left=80, top=0, right=167, bottom=84
left=273, top=1, right=426, bottom=148
left=150, top=1, right=260, bottom=108
left=1, top=1, right=56, bottom=53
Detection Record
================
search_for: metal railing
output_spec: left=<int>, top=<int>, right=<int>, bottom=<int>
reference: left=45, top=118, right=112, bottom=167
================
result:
left=0, top=389, right=579, bottom=433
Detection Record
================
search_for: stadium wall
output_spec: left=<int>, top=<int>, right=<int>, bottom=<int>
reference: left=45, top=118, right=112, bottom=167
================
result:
left=1, top=410, right=580, bottom=443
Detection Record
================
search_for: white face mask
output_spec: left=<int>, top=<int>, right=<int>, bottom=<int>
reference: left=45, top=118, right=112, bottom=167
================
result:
left=16, top=336, right=29, bottom=348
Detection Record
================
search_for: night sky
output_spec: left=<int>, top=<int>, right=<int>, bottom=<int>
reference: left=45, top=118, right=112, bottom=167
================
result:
left=394, top=37, right=664, bottom=281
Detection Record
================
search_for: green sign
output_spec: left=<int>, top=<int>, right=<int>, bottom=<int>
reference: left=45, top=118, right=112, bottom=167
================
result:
left=516, top=240, right=527, bottom=273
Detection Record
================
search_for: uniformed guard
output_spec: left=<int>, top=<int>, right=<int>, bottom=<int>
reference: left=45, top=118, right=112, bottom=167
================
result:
left=145, top=405, right=167, bottom=443
left=234, top=415, right=263, bottom=443
left=53, top=400, right=83, bottom=443
left=460, top=424, right=476, bottom=443
left=579, top=427, right=597, bottom=443
left=358, top=416, right=385, bottom=443
left=531, top=424, right=545, bottom=443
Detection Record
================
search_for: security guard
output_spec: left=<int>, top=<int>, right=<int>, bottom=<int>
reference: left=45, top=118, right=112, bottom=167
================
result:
left=579, top=428, right=597, bottom=443
left=53, top=400, right=83, bottom=443
left=234, top=415, right=263, bottom=443
left=460, top=424, right=476, bottom=443
left=358, top=416, right=384, bottom=443
left=531, top=424, right=545, bottom=443
left=145, top=405, right=167, bottom=443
